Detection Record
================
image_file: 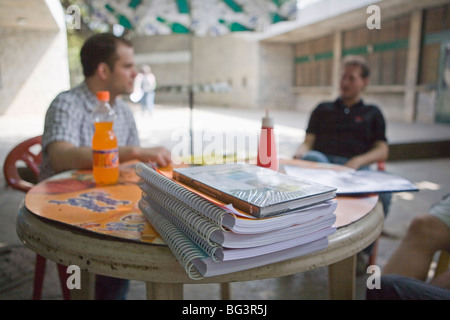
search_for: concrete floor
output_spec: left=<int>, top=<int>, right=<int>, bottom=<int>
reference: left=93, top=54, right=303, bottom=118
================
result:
left=0, top=104, right=449, bottom=300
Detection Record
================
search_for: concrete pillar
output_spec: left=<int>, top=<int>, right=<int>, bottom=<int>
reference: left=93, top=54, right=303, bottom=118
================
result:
left=332, top=30, right=343, bottom=98
left=404, top=9, right=423, bottom=122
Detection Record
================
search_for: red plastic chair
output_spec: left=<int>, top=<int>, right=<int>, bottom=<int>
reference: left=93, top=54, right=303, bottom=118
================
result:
left=3, top=136, right=42, bottom=192
left=3, top=135, right=70, bottom=300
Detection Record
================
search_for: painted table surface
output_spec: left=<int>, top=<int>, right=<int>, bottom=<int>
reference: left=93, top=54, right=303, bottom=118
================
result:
left=17, top=160, right=383, bottom=299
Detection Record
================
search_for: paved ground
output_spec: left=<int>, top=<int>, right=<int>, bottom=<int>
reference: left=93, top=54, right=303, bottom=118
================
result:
left=0, top=103, right=449, bottom=300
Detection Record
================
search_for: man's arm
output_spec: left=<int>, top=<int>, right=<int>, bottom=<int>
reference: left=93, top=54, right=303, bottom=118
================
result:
left=344, top=140, right=388, bottom=169
left=47, top=141, right=92, bottom=174
left=293, top=133, right=315, bottom=159
left=118, top=145, right=172, bottom=167
left=47, top=141, right=172, bottom=175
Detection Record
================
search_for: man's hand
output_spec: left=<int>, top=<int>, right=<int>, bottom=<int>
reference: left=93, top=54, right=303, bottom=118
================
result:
left=293, top=133, right=315, bottom=159
left=137, top=146, right=172, bottom=167
left=344, top=156, right=364, bottom=170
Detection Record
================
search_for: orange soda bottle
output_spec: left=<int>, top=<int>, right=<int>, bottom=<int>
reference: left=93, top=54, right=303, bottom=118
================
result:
left=92, top=91, right=119, bottom=185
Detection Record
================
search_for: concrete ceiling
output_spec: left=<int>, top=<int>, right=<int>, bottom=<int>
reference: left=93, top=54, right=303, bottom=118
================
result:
left=1, top=0, right=448, bottom=39
left=0, top=0, right=59, bottom=30
left=260, top=0, right=450, bottom=43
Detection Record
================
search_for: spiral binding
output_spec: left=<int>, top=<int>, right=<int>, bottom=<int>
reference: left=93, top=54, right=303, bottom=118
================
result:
left=141, top=193, right=223, bottom=262
left=138, top=199, right=206, bottom=280
left=135, top=163, right=229, bottom=227
left=138, top=181, right=224, bottom=246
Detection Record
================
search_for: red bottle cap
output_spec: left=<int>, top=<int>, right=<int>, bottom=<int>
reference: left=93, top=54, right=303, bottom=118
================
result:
left=97, top=91, right=110, bottom=101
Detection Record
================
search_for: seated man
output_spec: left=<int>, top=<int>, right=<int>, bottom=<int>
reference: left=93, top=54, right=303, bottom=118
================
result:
left=293, top=56, right=389, bottom=172
left=368, top=194, right=450, bottom=299
left=294, top=56, right=390, bottom=262
left=41, top=33, right=172, bottom=299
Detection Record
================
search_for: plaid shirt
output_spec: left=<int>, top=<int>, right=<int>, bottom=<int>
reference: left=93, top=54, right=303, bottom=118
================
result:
left=41, top=82, right=140, bottom=180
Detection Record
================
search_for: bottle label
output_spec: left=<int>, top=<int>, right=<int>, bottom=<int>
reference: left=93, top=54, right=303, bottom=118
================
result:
left=93, top=148, right=119, bottom=169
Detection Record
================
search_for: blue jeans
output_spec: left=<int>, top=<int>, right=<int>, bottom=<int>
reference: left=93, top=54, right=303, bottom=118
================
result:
left=95, top=275, right=129, bottom=300
left=366, top=274, right=450, bottom=300
left=140, top=91, right=155, bottom=114
left=302, top=150, right=392, bottom=255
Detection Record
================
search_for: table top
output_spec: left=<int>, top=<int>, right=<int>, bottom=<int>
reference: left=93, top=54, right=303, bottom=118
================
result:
left=17, top=160, right=383, bottom=284
left=24, top=160, right=379, bottom=243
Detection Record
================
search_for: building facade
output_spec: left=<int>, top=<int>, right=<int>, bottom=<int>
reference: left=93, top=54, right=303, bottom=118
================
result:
left=134, top=0, right=450, bottom=124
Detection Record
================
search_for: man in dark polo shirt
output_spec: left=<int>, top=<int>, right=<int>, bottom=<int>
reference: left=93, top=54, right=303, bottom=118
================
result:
left=294, top=56, right=390, bottom=269
left=294, top=56, right=389, bottom=170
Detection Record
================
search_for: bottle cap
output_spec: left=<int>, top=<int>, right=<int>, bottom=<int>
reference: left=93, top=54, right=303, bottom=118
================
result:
left=97, top=91, right=110, bottom=101
left=262, top=109, right=273, bottom=127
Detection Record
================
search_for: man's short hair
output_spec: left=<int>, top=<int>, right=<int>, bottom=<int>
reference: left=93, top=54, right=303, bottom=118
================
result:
left=343, top=55, right=370, bottom=79
left=80, top=33, right=132, bottom=78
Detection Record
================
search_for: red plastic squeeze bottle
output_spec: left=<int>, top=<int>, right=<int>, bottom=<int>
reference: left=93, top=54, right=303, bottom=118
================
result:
left=92, top=91, right=119, bottom=185
left=257, top=110, right=278, bottom=171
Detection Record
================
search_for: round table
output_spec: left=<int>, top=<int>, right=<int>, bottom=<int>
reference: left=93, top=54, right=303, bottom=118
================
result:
left=17, top=197, right=383, bottom=299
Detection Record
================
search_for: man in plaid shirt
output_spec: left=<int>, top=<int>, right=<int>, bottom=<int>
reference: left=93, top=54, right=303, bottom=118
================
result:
left=41, top=33, right=172, bottom=299
left=41, top=33, right=171, bottom=181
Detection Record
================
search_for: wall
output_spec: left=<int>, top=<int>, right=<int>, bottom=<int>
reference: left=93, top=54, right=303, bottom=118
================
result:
left=0, top=0, right=70, bottom=117
left=132, top=34, right=296, bottom=111
left=193, top=35, right=258, bottom=109
left=290, top=2, right=450, bottom=123
left=257, top=42, right=295, bottom=110
left=0, top=27, right=70, bottom=116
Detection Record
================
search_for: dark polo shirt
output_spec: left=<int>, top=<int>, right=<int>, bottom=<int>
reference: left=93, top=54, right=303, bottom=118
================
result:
left=306, top=99, right=387, bottom=158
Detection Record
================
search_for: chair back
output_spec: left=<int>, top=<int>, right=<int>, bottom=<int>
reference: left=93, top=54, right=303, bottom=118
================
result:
left=3, top=135, right=42, bottom=192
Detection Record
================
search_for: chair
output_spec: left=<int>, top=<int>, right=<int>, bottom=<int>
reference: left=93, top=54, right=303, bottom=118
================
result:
left=366, top=161, right=386, bottom=267
left=3, top=135, right=70, bottom=300
left=3, top=135, right=42, bottom=192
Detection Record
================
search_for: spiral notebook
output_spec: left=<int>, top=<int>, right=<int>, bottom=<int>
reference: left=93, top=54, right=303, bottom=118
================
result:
left=139, top=198, right=331, bottom=279
left=139, top=198, right=335, bottom=260
left=135, top=163, right=336, bottom=279
left=139, top=194, right=335, bottom=250
left=136, top=165, right=337, bottom=248
left=135, top=163, right=337, bottom=234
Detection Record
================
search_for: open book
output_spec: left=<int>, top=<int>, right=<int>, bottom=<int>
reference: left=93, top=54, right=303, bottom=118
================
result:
left=172, top=163, right=336, bottom=218
left=283, top=166, right=418, bottom=195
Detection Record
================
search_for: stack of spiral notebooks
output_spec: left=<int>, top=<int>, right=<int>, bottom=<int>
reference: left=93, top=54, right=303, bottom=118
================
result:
left=136, top=162, right=337, bottom=280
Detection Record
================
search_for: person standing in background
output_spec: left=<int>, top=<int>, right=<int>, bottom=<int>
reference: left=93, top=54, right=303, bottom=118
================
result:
left=133, top=64, right=156, bottom=116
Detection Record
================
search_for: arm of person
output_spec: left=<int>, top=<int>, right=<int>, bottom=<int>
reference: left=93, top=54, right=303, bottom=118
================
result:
left=344, top=140, right=389, bottom=170
left=430, top=270, right=450, bottom=289
left=48, top=142, right=172, bottom=174
left=118, top=145, right=172, bottom=167
left=293, top=133, right=315, bottom=159
left=47, top=141, right=93, bottom=174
